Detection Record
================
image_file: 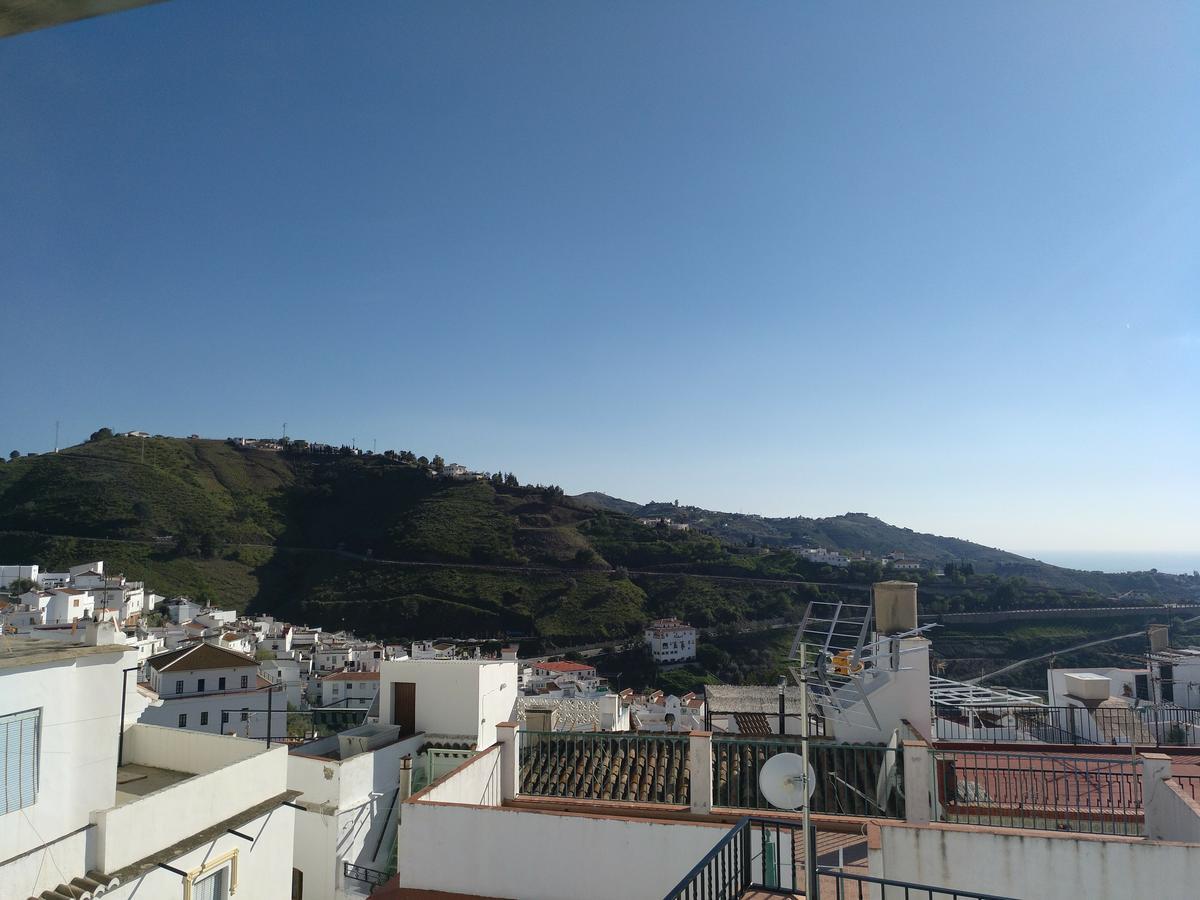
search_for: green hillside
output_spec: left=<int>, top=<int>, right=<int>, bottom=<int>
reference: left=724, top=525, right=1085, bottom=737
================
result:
left=1, top=434, right=1195, bottom=650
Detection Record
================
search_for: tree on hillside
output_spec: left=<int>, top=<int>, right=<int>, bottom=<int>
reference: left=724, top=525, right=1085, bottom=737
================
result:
left=431, top=455, right=445, bottom=473
left=417, top=456, right=429, bottom=467
left=504, top=473, right=519, bottom=488
left=8, top=450, right=18, bottom=460
left=89, top=427, right=113, bottom=442
left=490, top=471, right=503, bottom=486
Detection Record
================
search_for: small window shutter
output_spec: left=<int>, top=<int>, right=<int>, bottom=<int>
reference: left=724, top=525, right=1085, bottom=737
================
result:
left=193, top=867, right=227, bottom=900
left=1, top=709, right=40, bottom=814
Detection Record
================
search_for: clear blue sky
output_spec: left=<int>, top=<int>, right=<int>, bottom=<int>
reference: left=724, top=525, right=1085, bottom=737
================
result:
left=2, top=2, right=1197, bottom=556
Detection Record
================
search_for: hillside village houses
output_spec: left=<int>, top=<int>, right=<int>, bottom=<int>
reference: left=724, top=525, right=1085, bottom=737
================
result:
left=11, top=562, right=1200, bottom=898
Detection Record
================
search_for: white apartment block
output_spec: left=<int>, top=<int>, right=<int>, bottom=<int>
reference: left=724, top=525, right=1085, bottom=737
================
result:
left=644, top=618, right=698, bottom=663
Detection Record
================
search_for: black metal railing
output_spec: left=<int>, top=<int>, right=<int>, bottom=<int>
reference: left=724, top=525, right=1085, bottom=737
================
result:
left=713, top=737, right=904, bottom=818
left=661, top=816, right=1018, bottom=900
left=518, top=730, right=690, bottom=804
left=813, top=867, right=1019, bottom=900
left=343, top=861, right=389, bottom=886
left=933, top=703, right=1200, bottom=746
left=934, top=748, right=1143, bottom=835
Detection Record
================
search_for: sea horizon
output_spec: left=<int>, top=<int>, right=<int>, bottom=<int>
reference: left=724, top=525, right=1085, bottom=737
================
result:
left=1018, top=550, right=1200, bottom=576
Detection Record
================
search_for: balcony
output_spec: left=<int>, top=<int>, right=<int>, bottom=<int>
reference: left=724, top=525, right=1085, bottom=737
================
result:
left=90, top=724, right=292, bottom=876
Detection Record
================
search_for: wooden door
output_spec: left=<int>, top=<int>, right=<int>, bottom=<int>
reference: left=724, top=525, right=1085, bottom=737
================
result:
left=393, top=682, right=416, bottom=735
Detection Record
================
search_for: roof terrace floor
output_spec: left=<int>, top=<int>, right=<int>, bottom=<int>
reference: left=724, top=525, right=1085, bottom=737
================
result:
left=114, top=763, right=192, bottom=805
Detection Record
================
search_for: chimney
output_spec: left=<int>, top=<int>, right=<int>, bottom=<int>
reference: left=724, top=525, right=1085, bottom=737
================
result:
left=501, top=646, right=518, bottom=661
left=398, top=755, right=414, bottom=802
left=1149, top=624, right=1170, bottom=653
left=874, top=581, right=918, bottom=634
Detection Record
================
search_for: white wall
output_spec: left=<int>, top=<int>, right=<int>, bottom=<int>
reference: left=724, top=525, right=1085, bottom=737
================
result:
left=103, top=804, right=295, bottom=900
left=378, top=659, right=517, bottom=746
left=872, top=821, right=1200, bottom=900
left=0, top=647, right=134, bottom=900
left=92, top=733, right=289, bottom=872
left=139, top=686, right=286, bottom=738
left=289, top=733, right=426, bottom=900
left=398, top=802, right=727, bottom=900
left=411, top=744, right=503, bottom=807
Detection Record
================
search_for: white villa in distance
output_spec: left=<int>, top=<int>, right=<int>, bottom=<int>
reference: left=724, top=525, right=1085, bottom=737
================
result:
left=645, top=617, right=698, bottom=663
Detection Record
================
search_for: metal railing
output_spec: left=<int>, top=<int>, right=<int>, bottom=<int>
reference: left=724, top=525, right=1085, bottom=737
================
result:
left=661, top=816, right=1017, bottom=900
left=713, top=737, right=904, bottom=818
left=1174, top=774, right=1200, bottom=803
left=343, top=861, right=389, bottom=886
left=933, top=703, right=1200, bottom=746
left=814, top=868, right=1019, bottom=900
left=934, top=749, right=1143, bottom=835
left=518, top=730, right=690, bottom=804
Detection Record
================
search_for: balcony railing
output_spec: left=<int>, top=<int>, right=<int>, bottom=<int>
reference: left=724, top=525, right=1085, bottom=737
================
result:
left=713, top=737, right=905, bottom=818
left=518, top=730, right=690, bottom=805
left=343, top=861, right=389, bottom=886
left=661, top=816, right=1017, bottom=900
left=933, top=703, right=1200, bottom=746
left=933, top=748, right=1143, bottom=835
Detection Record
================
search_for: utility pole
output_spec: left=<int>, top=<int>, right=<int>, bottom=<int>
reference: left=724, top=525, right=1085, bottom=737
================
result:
left=54, top=420, right=59, bottom=453
left=800, top=643, right=818, bottom=900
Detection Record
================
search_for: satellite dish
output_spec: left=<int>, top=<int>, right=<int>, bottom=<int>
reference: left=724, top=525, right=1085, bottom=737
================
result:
left=875, top=729, right=901, bottom=811
left=759, top=753, right=817, bottom=811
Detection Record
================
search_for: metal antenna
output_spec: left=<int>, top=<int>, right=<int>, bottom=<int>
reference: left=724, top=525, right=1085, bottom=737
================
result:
left=54, top=420, right=60, bottom=453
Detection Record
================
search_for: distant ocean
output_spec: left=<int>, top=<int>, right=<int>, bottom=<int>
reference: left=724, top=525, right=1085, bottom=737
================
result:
left=1017, top=551, right=1200, bottom=576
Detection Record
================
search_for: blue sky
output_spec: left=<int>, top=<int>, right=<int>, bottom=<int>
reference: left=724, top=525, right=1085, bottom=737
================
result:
left=2, top=2, right=1197, bottom=556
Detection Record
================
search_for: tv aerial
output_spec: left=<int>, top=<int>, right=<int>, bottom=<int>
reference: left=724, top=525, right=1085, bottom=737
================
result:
left=759, top=752, right=816, bottom=811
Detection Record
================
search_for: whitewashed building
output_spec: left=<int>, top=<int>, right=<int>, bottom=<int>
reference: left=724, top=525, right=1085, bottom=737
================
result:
left=138, top=642, right=286, bottom=739
left=0, top=627, right=297, bottom=900
left=644, top=618, right=698, bottom=662
left=316, top=670, right=381, bottom=709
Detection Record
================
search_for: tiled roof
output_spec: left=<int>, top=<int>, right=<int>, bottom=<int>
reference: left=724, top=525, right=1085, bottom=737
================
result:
left=733, top=712, right=772, bottom=735
left=147, top=642, right=257, bottom=672
left=520, top=734, right=689, bottom=804
left=534, top=661, right=596, bottom=674
left=319, top=670, right=380, bottom=681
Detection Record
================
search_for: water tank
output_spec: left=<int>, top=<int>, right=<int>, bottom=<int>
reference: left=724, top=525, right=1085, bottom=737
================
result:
left=874, top=581, right=918, bottom=634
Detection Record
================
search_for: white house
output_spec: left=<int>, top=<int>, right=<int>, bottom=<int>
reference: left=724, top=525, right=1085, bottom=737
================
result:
left=794, top=547, right=851, bottom=567
left=0, top=627, right=297, bottom=900
left=524, top=660, right=606, bottom=696
left=0, top=564, right=38, bottom=590
left=138, top=642, right=287, bottom=739
left=376, top=657, right=517, bottom=748
left=316, top=670, right=381, bottom=709
left=644, top=618, right=698, bottom=663
left=411, top=640, right=458, bottom=660
left=261, top=656, right=306, bottom=708
left=288, top=724, right=425, bottom=900
left=44, top=588, right=95, bottom=624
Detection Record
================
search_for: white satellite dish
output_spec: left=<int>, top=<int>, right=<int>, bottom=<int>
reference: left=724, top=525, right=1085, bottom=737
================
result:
left=759, top=753, right=817, bottom=811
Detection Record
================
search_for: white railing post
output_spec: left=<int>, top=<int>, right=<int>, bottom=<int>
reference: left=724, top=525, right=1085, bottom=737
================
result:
left=496, top=721, right=520, bottom=801
left=690, top=731, right=714, bottom=814
left=1141, top=751, right=1173, bottom=839
left=902, top=740, right=933, bottom=824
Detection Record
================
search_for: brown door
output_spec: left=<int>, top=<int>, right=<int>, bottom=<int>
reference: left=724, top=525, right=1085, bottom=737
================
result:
left=393, top=682, right=416, bottom=735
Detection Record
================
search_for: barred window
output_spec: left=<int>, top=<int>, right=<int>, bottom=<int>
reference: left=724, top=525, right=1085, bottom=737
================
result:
left=0, top=708, right=41, bottom=815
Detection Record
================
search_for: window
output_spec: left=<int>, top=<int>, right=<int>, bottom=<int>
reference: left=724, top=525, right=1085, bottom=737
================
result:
left=240, top=675, right=248, bottom=689
left=197, top=678, right=205, bottom=692
left=200, top=711, right=209, bottom=726
left=178, top=714, right=187, bottom=728
left=240, top=709, right=248, bottom=722
left=0, top=708, right=40, bottom=814
left=193, top=866, right=228, bottom=900
left=175, top=680, right=184, bottom=694
left=219, top=677, right=226, bottom=690
left=221, top=711, right=229, bottom=725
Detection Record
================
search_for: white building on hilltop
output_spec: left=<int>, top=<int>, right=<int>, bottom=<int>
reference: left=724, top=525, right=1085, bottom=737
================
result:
left=644, top=617, right=698, bottom=663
